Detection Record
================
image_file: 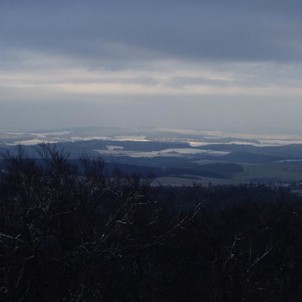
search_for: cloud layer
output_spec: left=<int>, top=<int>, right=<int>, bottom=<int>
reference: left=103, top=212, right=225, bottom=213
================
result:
left=2, top=0, right=302, bottom=64
left=1, top=1, right=302, bottom=132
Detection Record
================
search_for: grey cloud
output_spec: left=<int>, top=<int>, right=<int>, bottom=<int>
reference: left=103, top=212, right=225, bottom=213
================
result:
left=1, top=1, right=302, bottom=135
left=165, top=76, right=232, bottom=88
left=1, top=0, right=302, bottom=69
left=69, top=76, right=160, bottom=86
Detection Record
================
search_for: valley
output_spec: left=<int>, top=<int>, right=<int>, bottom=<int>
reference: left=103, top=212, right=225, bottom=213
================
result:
left=1, top=127, right=302, bottom=186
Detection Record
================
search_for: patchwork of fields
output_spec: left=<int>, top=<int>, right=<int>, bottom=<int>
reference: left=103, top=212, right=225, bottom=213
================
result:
left=1, top=127, right=302, bottom=185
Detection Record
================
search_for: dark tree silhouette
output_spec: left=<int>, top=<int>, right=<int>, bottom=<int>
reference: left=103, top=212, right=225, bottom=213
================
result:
left=1, top=144, right=302, bottom=301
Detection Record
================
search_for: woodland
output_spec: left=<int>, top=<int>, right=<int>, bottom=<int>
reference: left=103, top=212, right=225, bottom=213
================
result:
left=1, top=145, right=302, bottom=301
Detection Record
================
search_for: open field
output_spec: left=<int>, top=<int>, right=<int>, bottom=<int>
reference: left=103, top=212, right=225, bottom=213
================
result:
left=1, top=127, right=302, bottom=186
left=233, top=162, right=302, bottom=183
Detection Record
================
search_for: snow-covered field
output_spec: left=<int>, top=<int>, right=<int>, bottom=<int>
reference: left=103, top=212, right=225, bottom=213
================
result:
left=2, top=128, right=302, bottom=147
left=95, top=148, right=229, bottom=158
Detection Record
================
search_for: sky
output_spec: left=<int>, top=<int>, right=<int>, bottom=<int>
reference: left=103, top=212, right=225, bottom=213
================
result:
left=1, top=0, right=302, bottom=134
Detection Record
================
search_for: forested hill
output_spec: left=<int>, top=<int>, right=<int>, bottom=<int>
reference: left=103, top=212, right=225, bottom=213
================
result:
left=1, top=145, right=302, bottom=301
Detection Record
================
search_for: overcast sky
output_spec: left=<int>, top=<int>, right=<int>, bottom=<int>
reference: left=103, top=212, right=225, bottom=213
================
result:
left=1, top=0, right=302, bottom=133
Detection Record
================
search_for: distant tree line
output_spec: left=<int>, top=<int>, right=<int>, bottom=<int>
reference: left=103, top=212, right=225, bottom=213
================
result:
left=1, top=144, right=302, bottom=301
